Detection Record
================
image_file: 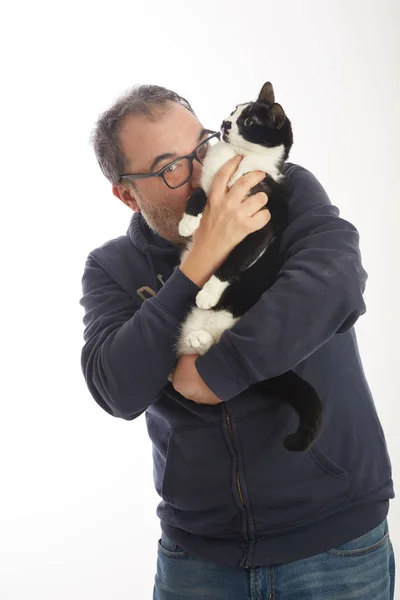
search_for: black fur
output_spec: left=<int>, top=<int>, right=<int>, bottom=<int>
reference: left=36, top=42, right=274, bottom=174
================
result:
left=182, top=82, right=322, bottom=452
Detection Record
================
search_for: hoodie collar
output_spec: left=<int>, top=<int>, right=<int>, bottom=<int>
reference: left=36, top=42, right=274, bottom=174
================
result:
left=126, top=212, right=182, bottom=261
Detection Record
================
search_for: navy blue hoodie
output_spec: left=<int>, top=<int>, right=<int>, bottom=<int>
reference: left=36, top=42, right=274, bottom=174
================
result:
left=79, top=163, right=394, bottom=568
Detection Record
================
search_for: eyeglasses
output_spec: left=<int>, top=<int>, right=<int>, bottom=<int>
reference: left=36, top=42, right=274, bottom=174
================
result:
left=119, top=131, right=221, bottom=189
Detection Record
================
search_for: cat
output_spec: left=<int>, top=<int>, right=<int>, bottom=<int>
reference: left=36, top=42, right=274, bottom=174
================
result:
left=175, top=82, right=322, bottom=452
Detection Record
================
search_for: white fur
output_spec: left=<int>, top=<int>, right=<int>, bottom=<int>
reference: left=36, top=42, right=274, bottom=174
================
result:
left=179, top=213, right=202, bottom=237
left=177, top=307, right=239, bottom=356
left=200, top=143, right=237, bottom=194
left=196, top=275, right=229, bottom=309
left=228, top=146, right=284, bottom=186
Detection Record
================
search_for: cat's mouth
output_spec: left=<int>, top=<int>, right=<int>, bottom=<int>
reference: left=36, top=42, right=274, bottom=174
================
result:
left=222, top=132, right=230, bottom=143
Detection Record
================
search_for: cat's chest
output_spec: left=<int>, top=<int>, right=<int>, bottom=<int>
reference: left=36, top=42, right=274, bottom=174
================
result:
left=201, top=143, right=284, bottom=193
left=200, top=145, right=237, bottom=193
left=230, top=151, right=283, bottom=186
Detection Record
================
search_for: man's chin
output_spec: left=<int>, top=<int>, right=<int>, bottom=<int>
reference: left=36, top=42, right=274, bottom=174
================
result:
left=145, top=220, right=186, bottom=247
left=139, top=209, right=189, bottom=247
left=162, top=230, right=188, bottom=247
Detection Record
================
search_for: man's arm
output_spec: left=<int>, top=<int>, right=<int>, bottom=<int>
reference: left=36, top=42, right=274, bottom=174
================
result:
left=80, top=258, right=200, bottom=419
left=194, top=165, right=368, bottom=401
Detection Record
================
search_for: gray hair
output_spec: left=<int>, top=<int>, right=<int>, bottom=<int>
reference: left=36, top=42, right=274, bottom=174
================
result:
left=90, top=84, right=195, bottom=192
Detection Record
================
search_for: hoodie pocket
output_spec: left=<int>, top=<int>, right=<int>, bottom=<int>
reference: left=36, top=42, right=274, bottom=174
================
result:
left=161, top=424, right=242, bottom=536
left=238, top=411, right=351, bottom=531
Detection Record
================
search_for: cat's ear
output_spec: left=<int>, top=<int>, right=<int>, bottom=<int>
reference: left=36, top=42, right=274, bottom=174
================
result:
left=258, top=82, right=275, bottom=104
left=268, top=103, right=286, bottom=130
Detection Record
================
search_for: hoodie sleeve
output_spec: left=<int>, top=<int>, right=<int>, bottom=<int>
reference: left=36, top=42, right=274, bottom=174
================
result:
left=195, top=165, right=368, bottom=402
left=80, top=259, right=200, bottom=420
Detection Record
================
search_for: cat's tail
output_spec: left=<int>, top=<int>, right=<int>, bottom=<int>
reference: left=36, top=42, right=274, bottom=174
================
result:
left=254, top=371, right=323, bottom=452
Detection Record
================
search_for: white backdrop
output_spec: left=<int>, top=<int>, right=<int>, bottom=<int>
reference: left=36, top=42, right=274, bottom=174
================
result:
left=1, top=0, right=399, bottom=598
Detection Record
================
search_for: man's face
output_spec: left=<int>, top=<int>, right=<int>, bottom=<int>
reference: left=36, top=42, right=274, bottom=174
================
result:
left=113, top=102, right=207, bottom=245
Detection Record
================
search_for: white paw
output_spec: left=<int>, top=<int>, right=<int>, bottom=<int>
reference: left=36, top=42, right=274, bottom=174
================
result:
left=184, top=330, right=214, bottom=354
left=178, top=214, right=202, bottom=237
left=196, top=287, right=218, bottom=309
left=196, top=276, right=229, bottom=309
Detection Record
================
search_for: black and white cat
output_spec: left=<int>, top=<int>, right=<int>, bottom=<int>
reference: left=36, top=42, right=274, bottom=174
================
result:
left=176, top=82, right=322, bottom=452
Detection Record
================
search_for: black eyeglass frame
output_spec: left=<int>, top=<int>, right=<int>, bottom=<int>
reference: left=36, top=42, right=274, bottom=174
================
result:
left=119, top=131, right=221, bottom=189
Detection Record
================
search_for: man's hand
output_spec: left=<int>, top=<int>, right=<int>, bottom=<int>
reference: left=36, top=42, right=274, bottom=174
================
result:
left=171, top=354, right=224, bottom=405
left=179, top=156, right=270, bottom=288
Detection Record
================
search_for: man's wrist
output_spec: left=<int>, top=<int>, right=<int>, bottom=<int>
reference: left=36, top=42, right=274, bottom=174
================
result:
left=179, top=247, right=219, bottom=287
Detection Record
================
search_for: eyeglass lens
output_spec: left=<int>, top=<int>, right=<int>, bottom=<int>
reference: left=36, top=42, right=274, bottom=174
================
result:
left=163, top=135, right=219, bottom=188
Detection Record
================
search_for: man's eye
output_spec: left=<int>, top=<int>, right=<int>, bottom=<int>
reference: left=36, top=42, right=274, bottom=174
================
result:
left=165, top=163, right=178, bottom=172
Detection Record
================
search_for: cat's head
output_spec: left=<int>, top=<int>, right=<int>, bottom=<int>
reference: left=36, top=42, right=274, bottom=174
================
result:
left=220, top=82, right=293, bottom=162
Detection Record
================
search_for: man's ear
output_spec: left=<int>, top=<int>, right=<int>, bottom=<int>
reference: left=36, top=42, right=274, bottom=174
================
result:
left=112, top=184, right=141, bottom=212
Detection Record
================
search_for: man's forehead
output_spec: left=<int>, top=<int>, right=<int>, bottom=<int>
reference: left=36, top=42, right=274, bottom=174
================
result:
left=120, top=104, right=203, bottom=171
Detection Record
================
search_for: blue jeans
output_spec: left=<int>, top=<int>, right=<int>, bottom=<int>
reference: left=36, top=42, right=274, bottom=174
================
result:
left=153, top=518, right=395, bottom=599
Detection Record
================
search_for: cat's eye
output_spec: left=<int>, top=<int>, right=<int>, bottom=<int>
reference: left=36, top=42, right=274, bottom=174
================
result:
left=244, top=118, right=253, bottom=127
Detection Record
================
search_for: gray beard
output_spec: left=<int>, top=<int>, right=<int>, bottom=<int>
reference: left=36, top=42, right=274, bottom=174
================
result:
left=139, top=204, right=186, bottom=247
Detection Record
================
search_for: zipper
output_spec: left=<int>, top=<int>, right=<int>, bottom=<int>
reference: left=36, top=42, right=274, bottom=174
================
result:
left=223, top=403, right=250, bottom=567
left=225, top=406, right=246, bottom=506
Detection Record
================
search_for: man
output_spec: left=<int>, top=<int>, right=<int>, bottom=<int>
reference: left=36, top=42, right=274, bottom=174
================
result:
left=80, top=84, right=395, bottom=599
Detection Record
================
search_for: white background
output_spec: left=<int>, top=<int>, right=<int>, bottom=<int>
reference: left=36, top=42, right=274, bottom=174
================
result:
left=1, top=0, right=399, bottom=598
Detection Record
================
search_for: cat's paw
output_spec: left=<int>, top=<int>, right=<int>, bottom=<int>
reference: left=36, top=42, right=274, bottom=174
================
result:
left=196, top=276, right=229, bottom=309
left=184, top=330, right=214, bottom=354
left=196, top=288, right=218, bottom=309
left=178, top=214, right=202, bottom=237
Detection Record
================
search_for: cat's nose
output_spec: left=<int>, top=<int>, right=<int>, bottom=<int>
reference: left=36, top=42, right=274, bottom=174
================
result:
left=221, top=120, right=232, bottom=131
